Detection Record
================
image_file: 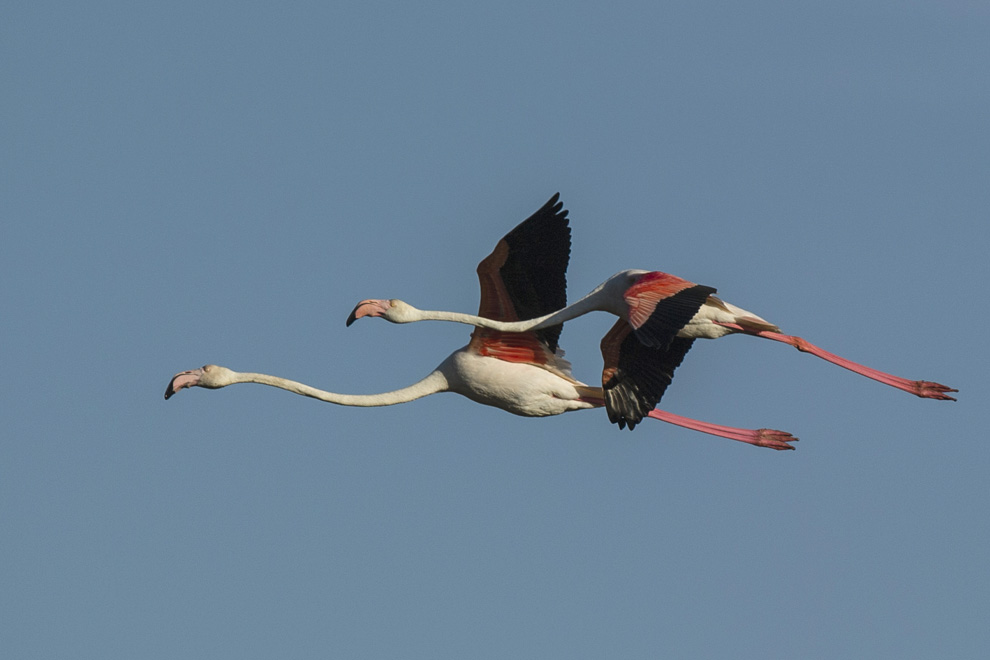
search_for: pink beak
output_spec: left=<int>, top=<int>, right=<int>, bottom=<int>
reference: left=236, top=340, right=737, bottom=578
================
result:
left=164, top=367, right=204, bottom=400
left=346, top=299, right=391, bottom=326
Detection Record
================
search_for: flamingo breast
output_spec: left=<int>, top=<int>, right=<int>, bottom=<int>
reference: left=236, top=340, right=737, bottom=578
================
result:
left=439, top=348, right=595, bottom=417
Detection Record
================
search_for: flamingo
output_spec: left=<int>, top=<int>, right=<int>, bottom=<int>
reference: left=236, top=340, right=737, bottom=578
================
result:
left=166, top=194, right=797, bottom=450
left=348, top=206, right=957, bottom=404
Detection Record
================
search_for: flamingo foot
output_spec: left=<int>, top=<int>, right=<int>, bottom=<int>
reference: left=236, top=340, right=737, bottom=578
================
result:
left=910, top=380, right=958, bottom=401
left=753, top=429, right=798, bottom=451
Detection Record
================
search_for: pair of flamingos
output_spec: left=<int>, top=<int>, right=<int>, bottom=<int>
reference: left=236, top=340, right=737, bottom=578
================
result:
left=166, top=194, right=955, bottom=450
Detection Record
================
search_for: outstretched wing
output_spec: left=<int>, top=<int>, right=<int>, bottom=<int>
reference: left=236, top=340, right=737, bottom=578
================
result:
left=600, top=318, right=695, bottom=430
left=474, top=193, right=571, bottom=353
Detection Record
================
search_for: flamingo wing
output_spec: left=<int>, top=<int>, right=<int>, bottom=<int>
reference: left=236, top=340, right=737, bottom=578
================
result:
left=624, top=271, right=716, bottom=350
left=474, top=193, right=570, bottom=352
left=600, top=318, right=695, bottom=430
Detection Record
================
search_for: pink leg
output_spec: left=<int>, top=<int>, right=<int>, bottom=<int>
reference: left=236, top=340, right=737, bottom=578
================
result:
left=716, top=323, right=957, bottom=401
left=647, top=409, right=797, bottom=451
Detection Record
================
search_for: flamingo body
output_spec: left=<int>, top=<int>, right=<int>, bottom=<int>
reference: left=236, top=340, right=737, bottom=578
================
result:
left=439, top=347, right=597, bottom=417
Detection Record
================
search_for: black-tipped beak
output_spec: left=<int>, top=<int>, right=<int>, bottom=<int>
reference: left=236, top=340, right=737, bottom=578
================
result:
left=164, top=368, right=203, bottom=400
left=346, top=300, right=387, bottom=327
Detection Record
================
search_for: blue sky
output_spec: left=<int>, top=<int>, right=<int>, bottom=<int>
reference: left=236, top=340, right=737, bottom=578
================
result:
left=2, top=1, right=987, bottom=657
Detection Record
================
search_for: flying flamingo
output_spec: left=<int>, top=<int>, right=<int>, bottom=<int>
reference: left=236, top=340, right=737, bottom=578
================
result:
left=166, top=194, right=797, bottom=450
left=349, top=204, right=957, bottom=404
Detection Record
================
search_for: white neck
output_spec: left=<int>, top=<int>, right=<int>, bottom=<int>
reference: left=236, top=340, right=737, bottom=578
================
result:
left=229, top=369, right=449, bottom=407
left=404, top=271, right=636, bottom=330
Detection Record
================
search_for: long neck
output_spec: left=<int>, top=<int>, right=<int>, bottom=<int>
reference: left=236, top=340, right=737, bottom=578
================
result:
left=409, top=275, right=627, bottom=331
left=229, top=369, right=449, bottom=407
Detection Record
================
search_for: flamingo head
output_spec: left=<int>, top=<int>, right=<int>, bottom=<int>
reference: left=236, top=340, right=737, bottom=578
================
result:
left=346, top=299, right=416, bottom=326
left=164, top=364, right=237, bottom=399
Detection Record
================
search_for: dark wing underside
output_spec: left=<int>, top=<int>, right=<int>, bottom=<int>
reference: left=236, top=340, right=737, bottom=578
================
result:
left=600, top=319, right=695, bottom=430
left=474, top=193, right=571, bottom=353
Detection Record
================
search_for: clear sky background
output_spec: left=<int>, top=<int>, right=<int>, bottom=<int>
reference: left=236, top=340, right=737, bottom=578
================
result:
left=2, top=2, right=987, bottom=658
